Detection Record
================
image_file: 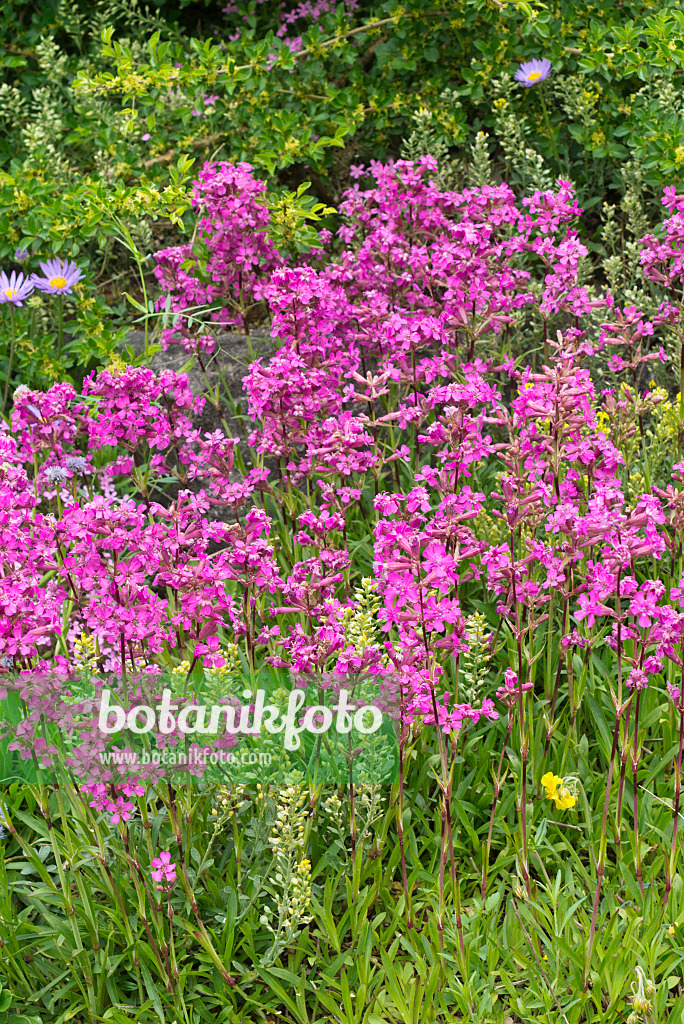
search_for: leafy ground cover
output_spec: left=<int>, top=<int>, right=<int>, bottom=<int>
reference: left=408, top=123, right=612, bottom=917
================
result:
left=3, top=2, right=684, bottom=1023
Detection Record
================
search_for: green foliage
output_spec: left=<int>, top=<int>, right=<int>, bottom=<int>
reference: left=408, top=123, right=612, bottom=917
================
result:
left=0, top=979, right=40, bottom=1024
left=4, top=658, right=684, bottom=1023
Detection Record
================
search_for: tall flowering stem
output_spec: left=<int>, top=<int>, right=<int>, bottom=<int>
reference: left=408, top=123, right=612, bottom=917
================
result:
left=631, top=690, right=645, bottom=900
left=508, top=533, right=531, bottom=891
left=57, top=294, right=64, bottom=359
left=1, top=303, right=16, bottom=416
left=584, top=693, right=632, bottom=989
left=664, top=688, right=684, bottom=906
left=614, top=695, right=633, bottom=852
left=396, top=695, right=414, bottom=929
left=482, top=701, right=515, bottom=901
left=542, top=593, right=569, bottom=763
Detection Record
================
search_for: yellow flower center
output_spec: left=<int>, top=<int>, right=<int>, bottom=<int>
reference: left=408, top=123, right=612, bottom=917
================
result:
left=4, top=288, right=16, bottom=299
left=49, top=276, right=67, bottom=289
left=527, top=71, right=542, bottom=82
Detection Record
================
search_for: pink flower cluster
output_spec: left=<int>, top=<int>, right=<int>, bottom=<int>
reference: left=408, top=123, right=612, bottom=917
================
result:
left=153, top=162, right=284, bottom=350
left=2, top=160, right=684, bottom=820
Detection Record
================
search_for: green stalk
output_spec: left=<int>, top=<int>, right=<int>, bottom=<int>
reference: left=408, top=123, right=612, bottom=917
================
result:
left=119, top=825, right=175, bottom=991
left=57, top=294, right=64, bottom=359
left=664, top=694, right=684, bottom=906
left=509, top=527, right=530, bottom=893
left=396, top=686, right=414, bottom=928
left=538, top=84, right=558, bottom=162
left=631, top=694, right=645, bottom=901
left=135, top=247, right=150, bottom=362
left=584, top=695, right=631, bottom=988
left=482, top=710, right=514, bottom=901
left=2, top=304, right=16, bottom=416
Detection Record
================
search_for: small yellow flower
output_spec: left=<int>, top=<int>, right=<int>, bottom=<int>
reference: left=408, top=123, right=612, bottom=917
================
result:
left=541, top=771, right=562, bottom=798
left=541, top=771, right=576, bottom=811
left=555, top=785, right=576, bottom=811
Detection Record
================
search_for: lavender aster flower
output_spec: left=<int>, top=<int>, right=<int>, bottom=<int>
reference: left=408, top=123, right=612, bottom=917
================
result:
left=514, top=58, right=552, bottom=87
left=0, top=270, right=34, bottom=307
left=32, top=258, right=84, bottom=295
left=14, top=248, right=29, bottom=262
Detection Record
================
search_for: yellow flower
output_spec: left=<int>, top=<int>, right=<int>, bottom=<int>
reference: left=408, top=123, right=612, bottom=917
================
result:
left=555, top=786, right=576, bottom=811
left=541, top=771, right=561, bottom=796
left=541, top=772, right=576, bottom=811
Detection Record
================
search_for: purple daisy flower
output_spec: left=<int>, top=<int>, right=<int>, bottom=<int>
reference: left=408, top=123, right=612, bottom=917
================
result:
left=32, top=258, right=84, bottom=295
left=514, top=58, right=552, bottom=87
left=0, top=270, right=34, bottom=307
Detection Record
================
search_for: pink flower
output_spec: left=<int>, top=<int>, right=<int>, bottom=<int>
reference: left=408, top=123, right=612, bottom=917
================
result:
left=574, top=592, right=612, bottom=629
left=151, top=851, right=177, bottom=890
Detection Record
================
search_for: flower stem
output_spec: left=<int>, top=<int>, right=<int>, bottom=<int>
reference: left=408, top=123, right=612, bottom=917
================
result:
left=664, top=694, right=684, bottom=906
left=631, top=709, right=645, bottom=901
left=538, top=85, right=558, bottom=162
left=2, top=304, right=16, bottom=416
left=584, top=695, right=630, bottom=988
left=57, top=294, right=64, bottom=359
left=396, top=687, right=414, bottom=928
left=482, top=711, right=514, bottom=900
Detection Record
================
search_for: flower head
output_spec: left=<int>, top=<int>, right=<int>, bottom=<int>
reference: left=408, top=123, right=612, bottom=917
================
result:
left=541, top=771, right=576, bottom=810
left=0, top=270, right=34, bottom=307
left=151, top=851, right=177, bottom=890
left=44, top=466, right=68, bottom=484
left=515, top=59, right=552, bottom=88
left=14, top=248, right=29, bottom=263
left=32, top=258, right=84, bottom=295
